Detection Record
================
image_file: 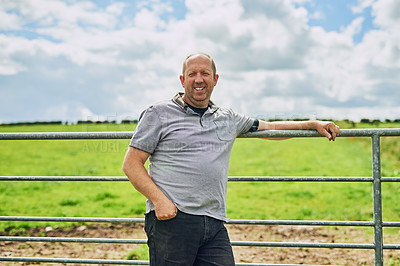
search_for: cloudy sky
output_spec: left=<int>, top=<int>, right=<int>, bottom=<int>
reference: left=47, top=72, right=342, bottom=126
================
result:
left=1, top=0, right=399, bottom=123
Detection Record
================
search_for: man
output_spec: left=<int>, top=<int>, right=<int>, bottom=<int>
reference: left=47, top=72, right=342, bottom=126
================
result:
left=122, top=53, right=340, bottom=265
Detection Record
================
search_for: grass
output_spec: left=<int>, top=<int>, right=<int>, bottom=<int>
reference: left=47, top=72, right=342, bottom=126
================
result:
left=0, top=122, right=399, bottom=232
left=126, top=245, right=149, bottom=261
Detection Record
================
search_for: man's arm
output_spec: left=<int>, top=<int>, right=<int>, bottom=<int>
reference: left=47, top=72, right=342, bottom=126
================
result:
left=122, top=146, right=177, bottom=220
left=258, top=120, right=340, bottom=141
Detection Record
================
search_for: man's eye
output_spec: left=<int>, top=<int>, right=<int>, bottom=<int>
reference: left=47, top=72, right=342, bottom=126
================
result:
left=202, top=72, right=209, bottom=76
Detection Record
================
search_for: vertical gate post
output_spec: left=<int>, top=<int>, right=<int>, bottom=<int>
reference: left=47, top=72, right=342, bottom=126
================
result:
left=372, top=134, right=383, bottom=266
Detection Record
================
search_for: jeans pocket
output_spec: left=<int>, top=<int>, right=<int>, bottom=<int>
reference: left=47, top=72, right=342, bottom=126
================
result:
left=145, top=211, right=156, bottom=236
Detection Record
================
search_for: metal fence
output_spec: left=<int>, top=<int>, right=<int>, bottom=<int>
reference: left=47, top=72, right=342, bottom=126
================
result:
left=1, top=128, right=400, bottom=266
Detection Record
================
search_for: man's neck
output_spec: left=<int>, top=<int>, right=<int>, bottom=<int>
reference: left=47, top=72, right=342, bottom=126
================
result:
left=181, top=94, right=209, bottom=109
left=185, top=101, right=208, bottom=116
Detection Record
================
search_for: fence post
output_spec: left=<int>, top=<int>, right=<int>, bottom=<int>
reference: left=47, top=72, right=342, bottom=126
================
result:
left=372, top=134, right=383, bottom=266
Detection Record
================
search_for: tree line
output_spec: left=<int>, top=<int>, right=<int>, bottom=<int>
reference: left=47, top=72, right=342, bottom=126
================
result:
left=1, top=118, right=399, bottom=127
left=0, top=120, right=139, bottom=126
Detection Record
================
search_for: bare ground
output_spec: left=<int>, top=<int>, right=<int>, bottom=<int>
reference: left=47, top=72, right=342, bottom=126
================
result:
left=1, top=223, right=399, bottom=265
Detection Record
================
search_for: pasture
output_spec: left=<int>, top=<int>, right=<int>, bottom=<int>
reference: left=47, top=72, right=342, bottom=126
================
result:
left=0, top=121, right=399, bottom=233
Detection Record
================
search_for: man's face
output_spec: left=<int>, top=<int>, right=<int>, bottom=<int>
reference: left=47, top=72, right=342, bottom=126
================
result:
left=180, top=55, right=219, bottom=108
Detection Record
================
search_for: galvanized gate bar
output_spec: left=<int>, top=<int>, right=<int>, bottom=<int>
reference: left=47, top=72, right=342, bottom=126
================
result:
left=0, top=236, right=147, bottom=244
left=227, top=219, right=375, bottom=226
left=372, top=134, right=383, bottom=266
left=2, top=175, right=400, bottom=182
left=0, top=257, right=329, bottom=266
left=0, top=217, right=392, bottom=227
left=240, top=128, right=400, bottom=138
left=231, top=241, right=374, bottom=249
left=0, top=257, right=149, bottom=265
left=235, top=264, right=333, bottom=266
left=0, top=176, right=376, bottom=181
left=0, top=131, right=134, bottom=140
left=384, top=244, right=400, bottom=249
left=0, top=216, right=145, bottom=223
left=0, top=236, right=375, bottom=249
left=0, top=176, right=129, bottom=181
left=228, top=176, right=375, bottom=182
left=382, top=222, right=400, bottom=227
left=2, top=216, right=388, bottom=227
left=1, top=128, right=400, bottom=140
left=3, top=176, right=400, bottom=182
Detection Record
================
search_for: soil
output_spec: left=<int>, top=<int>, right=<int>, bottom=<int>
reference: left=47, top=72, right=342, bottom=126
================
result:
left=1, top=223, right=399, bottom=265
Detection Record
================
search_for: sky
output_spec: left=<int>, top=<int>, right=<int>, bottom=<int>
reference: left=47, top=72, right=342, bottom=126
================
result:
left=1, top=0, right=400, bottom=123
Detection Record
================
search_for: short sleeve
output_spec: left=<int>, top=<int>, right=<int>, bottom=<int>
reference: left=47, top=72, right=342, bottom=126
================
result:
left=231, top=110, right=255, bottom=137
left=129, top=106, right=162, bottom=154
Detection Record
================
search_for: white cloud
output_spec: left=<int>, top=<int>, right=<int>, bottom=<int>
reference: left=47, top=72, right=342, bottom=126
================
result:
left=0, top=8, right=21, bottom=30
left=351, top=0, right=376, bottom=14
left=372, top=0, right=400, bottom=29
left=341, top=16, right=365, bottom=37
left=0, top=0, right=399, bottom=123
left=106, top=2, right=127, bottom=16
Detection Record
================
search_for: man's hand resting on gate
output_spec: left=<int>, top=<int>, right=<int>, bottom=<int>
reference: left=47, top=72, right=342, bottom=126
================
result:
left=314, top=121, right=340, bottom=141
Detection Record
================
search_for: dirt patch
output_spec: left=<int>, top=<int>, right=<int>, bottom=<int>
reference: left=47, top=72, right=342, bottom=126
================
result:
left=1, top=223, right=399, bottom=265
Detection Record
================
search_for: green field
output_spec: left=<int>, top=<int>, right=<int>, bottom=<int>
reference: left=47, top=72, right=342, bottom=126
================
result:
left=0, top=122, right=399, bottom=232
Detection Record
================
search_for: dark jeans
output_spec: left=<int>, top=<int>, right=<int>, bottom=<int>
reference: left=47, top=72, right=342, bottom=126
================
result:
left=145, top=210, right=235, bottom=266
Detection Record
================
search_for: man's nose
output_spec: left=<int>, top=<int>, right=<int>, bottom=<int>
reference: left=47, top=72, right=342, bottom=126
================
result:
left=195, top=74, right=203, bottom=83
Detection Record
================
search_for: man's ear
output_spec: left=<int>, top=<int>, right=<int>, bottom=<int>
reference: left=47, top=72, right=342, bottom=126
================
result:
left=214, top=74, right=219, bottom=86
left=179, top=75, right=185, bottom=87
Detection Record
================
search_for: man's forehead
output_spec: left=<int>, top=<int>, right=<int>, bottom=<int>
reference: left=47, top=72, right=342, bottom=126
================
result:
left=185, top=55, right=213, bottom=69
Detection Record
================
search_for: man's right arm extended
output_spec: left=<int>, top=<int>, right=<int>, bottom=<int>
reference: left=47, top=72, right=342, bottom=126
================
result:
left=122, top=146, right=177, bottom=220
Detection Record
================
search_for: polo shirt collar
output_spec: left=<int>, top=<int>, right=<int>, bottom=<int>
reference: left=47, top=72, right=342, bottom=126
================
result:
left=173, top=92, right=218, bottom=113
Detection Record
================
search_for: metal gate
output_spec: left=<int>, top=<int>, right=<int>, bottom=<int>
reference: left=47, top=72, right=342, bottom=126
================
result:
left=1, top=128, right=400, bottom=265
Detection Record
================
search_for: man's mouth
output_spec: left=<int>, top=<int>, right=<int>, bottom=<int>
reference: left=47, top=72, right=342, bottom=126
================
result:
left=194, top=87, right=205, bottom=91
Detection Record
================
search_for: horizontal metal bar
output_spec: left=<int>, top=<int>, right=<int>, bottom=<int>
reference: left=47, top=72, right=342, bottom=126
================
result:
left=381, top=177, right=400, bottom=182
left=1, top=128, right=399, bottom=140
left=0, top=176, right=129, bottom=181
left=229, top=176, right=375, bottom=182
left=0, top=236, right=147, bottom=244
left=0, top=257, right=332, bottom=266
left=0, top=236, right=382, bottom=250
left=0, top=257, right=149, bottom=265
left=382, top=222, right=400, bottom=227
left=4, top=176, right=395, bottom=182
left=241, top=128, right=400, bottom=138
left=231, top=241, right=375, bottom=249
left=384, top=244, right=400, bottom=249
left=228, top=219, right=374, bottom=227
left=0, top=216, right=145, bottom=223
left=2, top=175, right=399, bottom=182
left=0, top=216, right=376, bottom=227
left=236, top=264, right=334, bottom=266
left=0, top=131, right=133, bottom=140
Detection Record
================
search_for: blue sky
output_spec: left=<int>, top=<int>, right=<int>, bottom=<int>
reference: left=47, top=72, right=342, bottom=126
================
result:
left=1, top=0, right=399, bottom=123
left=301, top=0, right=376, bottom=43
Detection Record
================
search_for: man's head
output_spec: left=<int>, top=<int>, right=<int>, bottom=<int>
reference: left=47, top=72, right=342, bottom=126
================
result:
left=180, top=53, right=219, bottom=108
left=182, top=53, right=217, bottom=78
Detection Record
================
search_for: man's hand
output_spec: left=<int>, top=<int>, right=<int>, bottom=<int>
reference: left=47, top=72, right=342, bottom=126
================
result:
left=315, top=121, right=340, bottom=141
left=154, top=198, right=178, bottom=220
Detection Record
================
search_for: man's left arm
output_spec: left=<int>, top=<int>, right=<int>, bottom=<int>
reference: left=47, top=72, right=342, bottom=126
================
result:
left=258, top=120, right=340, bottom=141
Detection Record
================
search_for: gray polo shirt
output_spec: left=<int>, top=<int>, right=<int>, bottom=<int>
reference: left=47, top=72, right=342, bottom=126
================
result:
left=129, top=93, right=255, bottom=221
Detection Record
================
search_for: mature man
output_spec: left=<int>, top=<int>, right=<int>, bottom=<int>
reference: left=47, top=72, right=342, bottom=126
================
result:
left=122, top=53, right=340, bottom=265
